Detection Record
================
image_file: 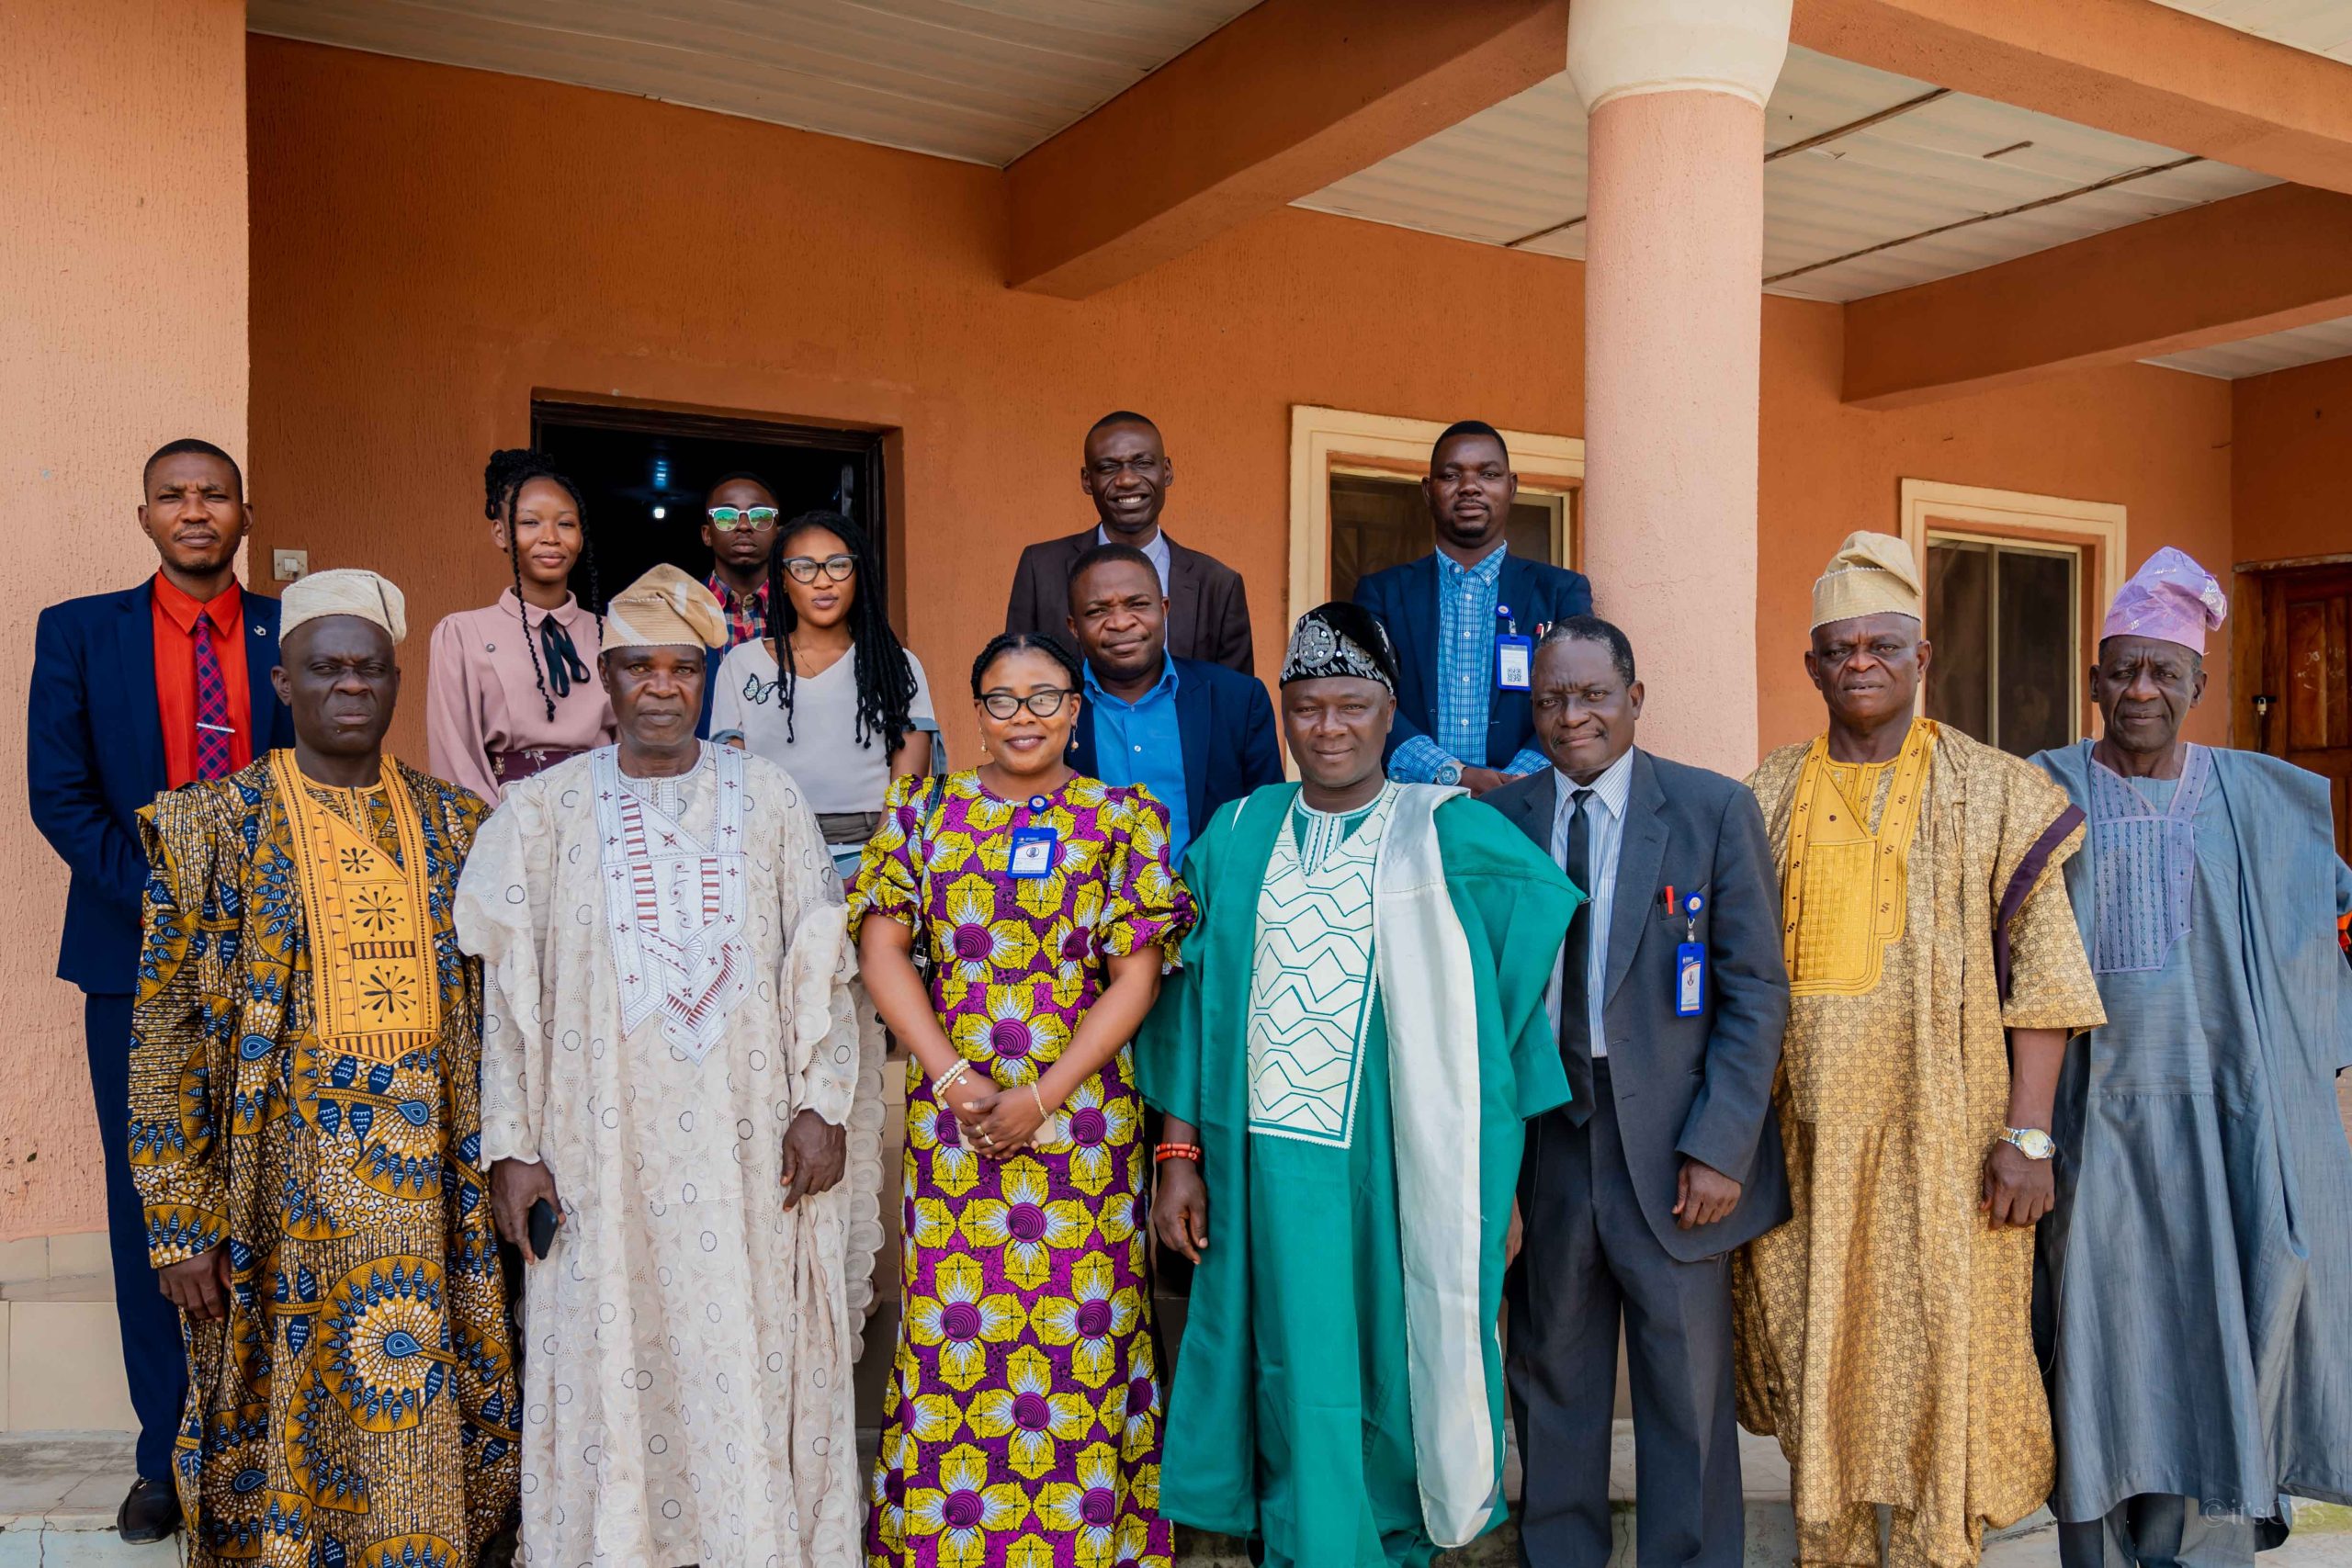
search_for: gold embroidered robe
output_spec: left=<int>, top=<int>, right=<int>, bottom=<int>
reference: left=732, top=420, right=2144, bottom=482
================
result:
left=1733, top=721, right=2105, bottom=1568
left=130, top=754, right=520, bottom=1568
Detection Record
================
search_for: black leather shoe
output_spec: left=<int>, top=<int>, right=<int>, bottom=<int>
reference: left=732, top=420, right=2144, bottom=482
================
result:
left=117, top=1476, right=180, bottom=1544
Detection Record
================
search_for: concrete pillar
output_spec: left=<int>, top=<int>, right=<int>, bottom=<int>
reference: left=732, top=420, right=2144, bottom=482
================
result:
left=1570, top=0, right=1790, bottom=774
left=0, top=0, right=249, bottom=1246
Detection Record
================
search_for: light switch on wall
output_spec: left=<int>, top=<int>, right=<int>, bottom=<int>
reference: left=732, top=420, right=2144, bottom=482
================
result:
left=273, top=549, right=309, bottom=582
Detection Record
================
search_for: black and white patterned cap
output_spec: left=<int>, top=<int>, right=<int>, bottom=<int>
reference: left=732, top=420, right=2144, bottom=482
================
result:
left=1282, top=602, right=1399, bottom=691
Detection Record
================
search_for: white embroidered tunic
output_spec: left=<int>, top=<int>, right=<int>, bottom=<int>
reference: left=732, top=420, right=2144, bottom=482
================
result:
left=1245, top=785, right=1394, bottom=1147
left=455, top=743, right=887, bottom=1568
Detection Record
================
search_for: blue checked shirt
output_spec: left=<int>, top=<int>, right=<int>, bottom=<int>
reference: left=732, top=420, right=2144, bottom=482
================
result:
left=1390, top=545, right=1551, bottom=784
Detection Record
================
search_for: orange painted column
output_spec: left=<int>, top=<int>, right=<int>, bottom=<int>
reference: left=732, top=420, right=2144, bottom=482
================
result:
left=0, top=0, right=249, bottom=1244
left=1572, top=0, right=1790, bottom=774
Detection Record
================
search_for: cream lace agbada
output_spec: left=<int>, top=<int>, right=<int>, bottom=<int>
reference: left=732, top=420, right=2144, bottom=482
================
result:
left=455, top=743, right=887, bottom=1568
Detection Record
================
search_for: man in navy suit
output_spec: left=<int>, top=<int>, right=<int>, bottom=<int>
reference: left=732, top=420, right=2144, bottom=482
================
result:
left=28, top=438, right=294, bottom=1545
left=1062, top=542, right=1281, bottom=867
left=1352, top=421, right=1592, bottom=795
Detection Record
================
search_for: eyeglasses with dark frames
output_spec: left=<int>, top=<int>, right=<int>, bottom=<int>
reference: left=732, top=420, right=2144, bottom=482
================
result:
left=979, top=689, right=1078, bottom=720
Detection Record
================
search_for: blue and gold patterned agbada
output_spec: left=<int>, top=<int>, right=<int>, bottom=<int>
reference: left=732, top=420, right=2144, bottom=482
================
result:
left=130, top=753, right=519, bottom=1567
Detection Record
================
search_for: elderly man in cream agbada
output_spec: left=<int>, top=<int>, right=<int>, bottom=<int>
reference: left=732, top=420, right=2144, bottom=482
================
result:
left=1733, top=534, right=2106, bottom=1568
left=455, top=564, right=887, bottom=1568
left=130, top=569, right=521, bottom=1567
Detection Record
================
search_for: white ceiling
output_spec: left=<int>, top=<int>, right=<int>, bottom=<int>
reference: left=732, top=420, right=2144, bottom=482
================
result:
left=2143, top=313, right=2352, bottom=377
left=1294, top=47, right=2277, bottom=306
left=246, top=0, right=1258, bottom=168
left=251, top=0, right=2352, bottom=378
left=2149, top=0, right=2352, bottom=61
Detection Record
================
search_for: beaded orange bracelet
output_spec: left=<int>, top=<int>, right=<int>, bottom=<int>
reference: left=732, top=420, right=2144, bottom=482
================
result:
left=1154, top=1143, right=1203, bottom=1164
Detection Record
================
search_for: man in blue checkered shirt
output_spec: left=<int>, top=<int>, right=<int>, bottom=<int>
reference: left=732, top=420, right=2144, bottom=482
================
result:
left=1352, top=421, right=1594, bottom=795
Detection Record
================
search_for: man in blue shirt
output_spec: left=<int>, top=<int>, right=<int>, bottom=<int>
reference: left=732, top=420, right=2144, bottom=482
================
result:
left=1063, top=543, right=1282, bottom=864
left=1353, top=421, right=1593, bottom=795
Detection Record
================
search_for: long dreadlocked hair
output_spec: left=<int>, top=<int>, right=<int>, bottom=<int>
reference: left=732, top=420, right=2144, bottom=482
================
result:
left=483, top=448, right=600, bottom=725
left=761, top=510, right=919, bottom=754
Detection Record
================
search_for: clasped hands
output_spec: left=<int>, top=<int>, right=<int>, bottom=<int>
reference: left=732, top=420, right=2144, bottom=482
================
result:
left=941, top=1068, right=1055, bottom=1160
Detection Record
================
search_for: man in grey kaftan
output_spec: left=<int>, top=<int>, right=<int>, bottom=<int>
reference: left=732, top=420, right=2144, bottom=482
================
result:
left=2032, top=548, right=2352, bottom=1568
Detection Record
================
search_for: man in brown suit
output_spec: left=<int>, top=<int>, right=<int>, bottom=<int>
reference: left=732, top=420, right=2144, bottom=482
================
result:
left=1003, top=411, right=1254, bottom=672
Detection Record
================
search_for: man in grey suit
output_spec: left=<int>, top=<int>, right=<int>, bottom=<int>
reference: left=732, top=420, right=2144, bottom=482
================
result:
left=1490, top=616, right=1791, bottom=1568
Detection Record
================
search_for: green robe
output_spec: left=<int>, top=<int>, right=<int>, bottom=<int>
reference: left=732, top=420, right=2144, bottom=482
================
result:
left=1136, top=784, right=1578, bottom=1568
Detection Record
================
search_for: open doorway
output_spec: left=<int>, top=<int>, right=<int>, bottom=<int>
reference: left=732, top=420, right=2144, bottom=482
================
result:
left=531, top=400, right=889, bottom=614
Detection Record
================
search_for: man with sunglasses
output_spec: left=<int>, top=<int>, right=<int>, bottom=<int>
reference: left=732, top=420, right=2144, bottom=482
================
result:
left=1003, top=411, right=1255, bottom=672
left=702, top=471, right=781, bottom=648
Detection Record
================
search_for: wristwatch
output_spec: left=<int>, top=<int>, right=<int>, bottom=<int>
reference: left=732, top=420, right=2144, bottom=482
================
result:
left=1998, top=1126, right=2056, bottom=1160
left=1434, top=759, right=1464, bottom=786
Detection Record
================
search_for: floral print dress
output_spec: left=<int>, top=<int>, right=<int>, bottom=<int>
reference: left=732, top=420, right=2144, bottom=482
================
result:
left=850, top=770, right=1193, bottom=1568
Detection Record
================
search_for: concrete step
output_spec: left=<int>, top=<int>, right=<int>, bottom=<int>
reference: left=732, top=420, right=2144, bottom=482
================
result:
left=1, top=1428, right=2342, bottom=1568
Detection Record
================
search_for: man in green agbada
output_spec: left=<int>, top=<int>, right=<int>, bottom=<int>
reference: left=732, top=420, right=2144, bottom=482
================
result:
left=1137, top=602, right=1581, bottom=1568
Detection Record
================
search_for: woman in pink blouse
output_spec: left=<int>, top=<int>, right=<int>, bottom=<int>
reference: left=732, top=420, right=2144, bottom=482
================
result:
left=426, top=448, right=617, bottom=802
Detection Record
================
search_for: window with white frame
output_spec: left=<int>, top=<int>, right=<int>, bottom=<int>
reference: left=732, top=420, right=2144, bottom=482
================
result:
left=1923, top=533, right=2082, bottom=757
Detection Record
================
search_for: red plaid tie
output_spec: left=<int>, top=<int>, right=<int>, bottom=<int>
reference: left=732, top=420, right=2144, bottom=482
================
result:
left=192, top=610, right=233, bottom=781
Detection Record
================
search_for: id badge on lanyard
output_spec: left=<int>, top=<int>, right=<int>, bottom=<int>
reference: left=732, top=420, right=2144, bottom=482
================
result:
left=1669, top=888, right=1707, bottom=1018
left=1009, top=795, right=1060, bottom=880
left=1496, top=603, right=1532, bottom=692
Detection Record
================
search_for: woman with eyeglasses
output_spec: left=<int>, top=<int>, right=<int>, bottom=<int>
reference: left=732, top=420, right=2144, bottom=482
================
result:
left=426, top=447, right=616, bottom=803
left=701, top=471, right=782, bottom=649
left=851, top=632, right=1193, bottom=1568
left=710, top=509, right=935, bottom=875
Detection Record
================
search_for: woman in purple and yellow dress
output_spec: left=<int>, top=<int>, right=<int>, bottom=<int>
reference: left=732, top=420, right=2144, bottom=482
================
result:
left=425, top=448, right=616, bottom=802
left=852, top=632, right=1193, bottom=1568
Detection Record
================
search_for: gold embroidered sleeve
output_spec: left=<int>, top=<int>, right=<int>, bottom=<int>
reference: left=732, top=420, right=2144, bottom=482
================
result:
left=131, top=791, right=231, bottom=1267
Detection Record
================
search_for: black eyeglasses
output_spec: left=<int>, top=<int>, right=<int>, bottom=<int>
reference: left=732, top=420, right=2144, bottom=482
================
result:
left=782, top=554, right=855, bottom=584
left=979, top=689, right=1078, bottom=720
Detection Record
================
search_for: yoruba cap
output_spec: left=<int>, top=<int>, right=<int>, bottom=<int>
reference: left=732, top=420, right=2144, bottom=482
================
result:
left=2103, top=547, right=2226, bottom=654
left=602, top=565, right=727, bottom=652
left=1812, top=530, right=1922, bottom=630
left=281, top=568, right=407, bottom=644
left=1283, top=602, right=1398, bottom=692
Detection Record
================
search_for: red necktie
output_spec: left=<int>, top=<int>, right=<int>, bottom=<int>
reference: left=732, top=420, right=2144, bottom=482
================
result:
left=193, top=610, right=233, bottom=781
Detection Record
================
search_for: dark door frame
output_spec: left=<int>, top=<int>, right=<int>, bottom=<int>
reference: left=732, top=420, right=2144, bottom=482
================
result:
left=529, top=397, right=892, bottom=611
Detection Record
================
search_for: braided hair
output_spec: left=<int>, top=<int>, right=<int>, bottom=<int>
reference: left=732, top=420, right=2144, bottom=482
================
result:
left=482, top=448, right=599, bottom=724
left=969, top=632, right=1082, bottom=696
left=762, top=510, right=919, bottom=754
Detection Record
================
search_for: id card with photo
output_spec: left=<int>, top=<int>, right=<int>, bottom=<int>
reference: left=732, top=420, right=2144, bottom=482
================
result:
left=1009, top=825, right=1059, bottom=880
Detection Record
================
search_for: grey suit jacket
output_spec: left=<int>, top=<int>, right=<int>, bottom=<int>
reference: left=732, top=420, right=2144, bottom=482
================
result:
left=1488, top=750, right=1792, bottom=1261
left=1003, top=525, right=1254, bottom=674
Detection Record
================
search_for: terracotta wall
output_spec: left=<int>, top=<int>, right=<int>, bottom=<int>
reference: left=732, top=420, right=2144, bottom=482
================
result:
left=248, top=37, right=2238, bottom=780
left=1758, top=302, right=2236, bottom=752
left=2233, top=355, right=2352, bottom=567
left=0, top=0, right=249, bottom=1241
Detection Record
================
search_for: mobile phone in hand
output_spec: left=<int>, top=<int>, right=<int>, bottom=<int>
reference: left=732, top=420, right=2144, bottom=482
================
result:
left=527, top=1198, right=558, bottom=1258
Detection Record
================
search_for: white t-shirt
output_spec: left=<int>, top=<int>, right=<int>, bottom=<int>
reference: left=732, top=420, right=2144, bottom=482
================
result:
left=709, top=638, right=933, bottom=823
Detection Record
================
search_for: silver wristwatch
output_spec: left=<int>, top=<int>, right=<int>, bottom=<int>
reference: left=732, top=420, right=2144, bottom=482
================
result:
left=1999, top=1126, right=2055, bottom=1160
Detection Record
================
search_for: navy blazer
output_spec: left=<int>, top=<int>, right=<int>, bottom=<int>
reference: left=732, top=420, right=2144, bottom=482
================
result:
left=1352, top=551, right=1592, bottom=770
left=29, top=581, right=294, bottom=993
left=1066, top=654, right=1283, bottom=852
left=1487, top=750, right=1792, bottom=1261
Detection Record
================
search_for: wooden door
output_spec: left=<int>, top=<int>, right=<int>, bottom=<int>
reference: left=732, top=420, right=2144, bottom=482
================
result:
left=2262, top=565, right=2352, bottom=859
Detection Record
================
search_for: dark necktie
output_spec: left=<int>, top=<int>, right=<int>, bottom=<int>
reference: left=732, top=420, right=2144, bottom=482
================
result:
left=1560, top=786, right=1594, bottom=1125
left=192, top=610, right=233, bottom=781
